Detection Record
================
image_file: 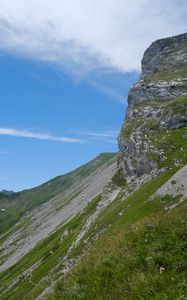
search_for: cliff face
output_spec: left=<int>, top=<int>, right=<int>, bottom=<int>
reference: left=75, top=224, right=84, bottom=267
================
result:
left=118, top=33, right=187, bottom=185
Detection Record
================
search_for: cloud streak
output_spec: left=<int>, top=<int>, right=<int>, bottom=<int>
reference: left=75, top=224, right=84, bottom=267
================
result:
left=75, top=129, right=119, bottom=144
left=0, top=0, right=186, bottom=78
left=79, top=130, right=118, bottom=138
left=0, top=127, right=84, bottom=144
left=0, top=127, right=119, bottom=144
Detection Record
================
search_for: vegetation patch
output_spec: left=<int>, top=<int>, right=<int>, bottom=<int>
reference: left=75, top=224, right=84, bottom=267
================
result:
left=0, top=153, right=117, bottom=236
left=111, top=169, right=127, bottom=187
left=48, top=179, right=187, bottom=300
left=148, top=127, right=187, bottom=170
left=0, top=195, right=102, bottom=300
left=165, top=95, right=187, bottom=114
left=152, top=62, right=187, bottom=80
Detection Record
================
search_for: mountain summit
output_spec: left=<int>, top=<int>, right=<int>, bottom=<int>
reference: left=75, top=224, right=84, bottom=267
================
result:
left=118, top=32, right=187, bottom=185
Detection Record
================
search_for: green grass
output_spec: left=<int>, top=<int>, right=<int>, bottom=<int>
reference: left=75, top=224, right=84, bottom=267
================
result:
left=0, top=153, right=117, bottom=236
left=47, top=99, right=187, bottom=299
left=121, top=96, right=187, bottom=141
left=131, top=96, right=187, bottom=112
left=1, top=163, right=181, bottom=300
left=0, top=207, right=24, bottom=235
left=121, top=95, right=187, bottom=174
left=152, top=62, right=187, bottom=80
left=0, top=195, right=102, bottom=300
left=147, top=127, right=187, bottom=170
left=165, top=95, right=187, bottom=114
left=121, top=117, right=143, bottom=140
left=111, top=169, right=127, bottom=187
left=47, top=87, right=187, bottom=299
left=1, top=166, right=185, bottom=300
left=0, top=126, right=186, bottom=300
left=48, top=182, right=187, bottom=300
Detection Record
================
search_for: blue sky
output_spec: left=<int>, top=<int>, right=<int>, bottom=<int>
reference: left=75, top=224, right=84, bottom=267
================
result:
left=0, top=53, right=139, bottom=191
left=0, top=0, right=186, bottom=191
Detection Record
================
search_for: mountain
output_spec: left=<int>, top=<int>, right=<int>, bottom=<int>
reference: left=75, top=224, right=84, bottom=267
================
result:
left=0, top=190, right=15, bottom=197
left=0, top=33, right=186, bottom=300
left=0, top=152, right=117, bottom=270
left=118, top=32, right=187, bottom=185
left=0, top=190, right=15, bottom=204
left=0, top=153, right=117, bottom=236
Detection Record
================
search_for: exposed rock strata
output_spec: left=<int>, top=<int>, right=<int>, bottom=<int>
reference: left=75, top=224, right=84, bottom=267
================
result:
left=141, top=33, right=187, bottom=80
left=118, top=33, right=187, bottom=184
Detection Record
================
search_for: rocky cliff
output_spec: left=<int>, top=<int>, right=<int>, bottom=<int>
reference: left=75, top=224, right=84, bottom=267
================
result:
left=118, top=33, right=187, bottom=185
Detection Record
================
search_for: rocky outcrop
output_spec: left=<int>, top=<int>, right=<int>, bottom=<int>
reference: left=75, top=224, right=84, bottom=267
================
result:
left=128, top=79, right=187, bottom=106
left=152, top=164, right=187, bottom=202
left=118, top=33, right=187, bottom=185
left=141, top=33, right=187, bottom=80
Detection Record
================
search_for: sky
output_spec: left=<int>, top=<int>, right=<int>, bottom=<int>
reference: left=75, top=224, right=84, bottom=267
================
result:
left=0, top=0, right=186, bottom=191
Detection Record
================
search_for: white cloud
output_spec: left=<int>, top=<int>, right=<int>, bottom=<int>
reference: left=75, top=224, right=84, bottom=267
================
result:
left=0, top=127, right=119, bottom=144
left=0, top=0, right=186, bottom=77
left=79, top=130, right=118, bottom=138
left=0, top=127, right=84, bottom=143
left=74, top=129, right=119, bottom=144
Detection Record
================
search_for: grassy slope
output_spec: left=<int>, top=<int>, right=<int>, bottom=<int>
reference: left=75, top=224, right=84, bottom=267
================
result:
left=0, top=195, right=102, bottom=300
left=153, top=64, right=187, bottom=80
left=0, top=168, right=183, bottom=300
left=47, top=86, right=187, bottom=299
left=1, top=101, right=186, bottom=300
left=0, top=153, right=116, bottom=235
left=0, top=131, right=186, bottom=299
left=48, top=171, right=187, bottom=300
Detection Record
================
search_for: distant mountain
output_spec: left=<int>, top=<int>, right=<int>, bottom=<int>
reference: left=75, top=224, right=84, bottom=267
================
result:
left=0, top=152, right=117, bottom=270
left=0, top=190, right=15, bottom=197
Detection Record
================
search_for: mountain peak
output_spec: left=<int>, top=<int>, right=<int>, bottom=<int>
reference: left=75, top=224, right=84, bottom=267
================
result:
left=118, top=33, right=187, bottom=185
left=141, top=32, right=187, bottom=80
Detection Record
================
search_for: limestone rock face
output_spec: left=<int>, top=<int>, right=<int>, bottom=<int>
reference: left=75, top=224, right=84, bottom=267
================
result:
left=128, top=80, right=187, bottom=106
left=141, top=33, right=187, bottom=80
left=118, top=33, right=187, bottom=185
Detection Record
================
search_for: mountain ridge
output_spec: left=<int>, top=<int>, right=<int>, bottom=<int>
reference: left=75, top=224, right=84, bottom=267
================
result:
left=0, top=152, right=117, bottom=235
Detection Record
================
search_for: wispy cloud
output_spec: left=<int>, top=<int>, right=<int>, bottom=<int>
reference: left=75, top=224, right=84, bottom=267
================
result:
left=0, top=127, right=119, bottom=144
left=75, top=129, right=119, bottom=144
left=79, top=130, right=118, bottom=138
left=0, top=127, right=84, bottom=144
left=0, top=0, right=186, bottom=78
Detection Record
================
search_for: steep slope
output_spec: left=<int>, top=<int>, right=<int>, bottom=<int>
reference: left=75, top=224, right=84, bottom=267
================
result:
left=0, top=153, right=117, bottom=272
left=48, top=171, right=187, bottom=300
left=0, top=153, right=116, bottom=235
left=0, top=33, right=187, bottom=300
left=46, top=33, right=187, bottom=300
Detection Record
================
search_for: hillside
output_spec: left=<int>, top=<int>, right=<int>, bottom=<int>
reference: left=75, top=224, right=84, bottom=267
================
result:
left=0, top=153, right=117, bottom=271
left=48, top=33, right=187, bottom=299
left=0, top=33, right=187, bottom=300
left=0, top=153, right=117, bottom=236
